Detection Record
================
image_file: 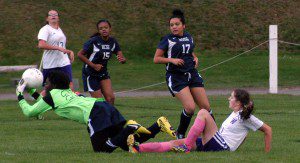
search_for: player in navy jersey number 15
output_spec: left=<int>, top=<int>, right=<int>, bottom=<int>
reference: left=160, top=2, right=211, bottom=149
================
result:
left=78, top=19, right=126, bottom=105
left=153, top=9, right=214, bottom=139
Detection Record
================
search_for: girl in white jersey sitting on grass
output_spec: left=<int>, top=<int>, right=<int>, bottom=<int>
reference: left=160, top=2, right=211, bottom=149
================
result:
left=16, top=71, right=176, bottom=153
left=128, top=89, right=272, bottom=153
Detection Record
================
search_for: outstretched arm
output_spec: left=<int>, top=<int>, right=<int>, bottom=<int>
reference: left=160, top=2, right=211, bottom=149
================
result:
left=16, top=82, right=52, bottom=117
left=258, top=123, right=272, bottom=152
left=18, top=98, right=52, bottom=117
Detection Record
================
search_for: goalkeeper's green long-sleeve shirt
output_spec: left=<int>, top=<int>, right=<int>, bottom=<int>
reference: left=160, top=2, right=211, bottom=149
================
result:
left=18, top=89, right=104, bottom=124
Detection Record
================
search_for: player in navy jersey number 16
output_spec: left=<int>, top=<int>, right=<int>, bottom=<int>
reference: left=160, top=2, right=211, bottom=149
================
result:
left=78, top=19, right=126, bottom=105
left=154, top=9, right=214, bottom=139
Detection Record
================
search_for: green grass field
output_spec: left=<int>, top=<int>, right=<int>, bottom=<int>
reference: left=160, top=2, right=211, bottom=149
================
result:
left=1, top=50, right=299, bottom=94
left=1, top=94, right=299, bottom=162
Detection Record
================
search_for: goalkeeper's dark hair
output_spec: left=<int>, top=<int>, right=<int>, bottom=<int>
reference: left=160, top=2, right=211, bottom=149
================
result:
left=48, top=71, right=70, bottom=89
left=170, top=9, right=185, bottom=25
left=234, top=89, right=254, bottom=120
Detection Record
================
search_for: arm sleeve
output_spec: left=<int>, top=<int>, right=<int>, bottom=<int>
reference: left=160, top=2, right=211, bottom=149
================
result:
left=157, top=36, right=169, bottom=51
left=190, top=37, right=195, bottom=53
left=245, top=115, right=264, bottom=131
left=83, top=39, right=94, bottom=55
left=18, top=98, right=52, bottom=117
left=37, top=26, right=49, bottom=41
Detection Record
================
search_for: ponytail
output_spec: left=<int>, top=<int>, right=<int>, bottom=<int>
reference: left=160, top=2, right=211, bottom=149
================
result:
left=240, top=100, right=254, bottom=120
left=170, top=9, right=185, bottom=25
left=233, top=89, right=254, bottom=120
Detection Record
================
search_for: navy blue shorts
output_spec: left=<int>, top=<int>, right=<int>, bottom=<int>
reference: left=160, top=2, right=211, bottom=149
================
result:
left=166, top=69, right=204, bottom=96
left=82, top=71, right=110, bottom=92
left=196, top=131, right=230, bottom=152
left=87, top=101, right=126, bottom=137
left=42, top=65, right=73, bottom=85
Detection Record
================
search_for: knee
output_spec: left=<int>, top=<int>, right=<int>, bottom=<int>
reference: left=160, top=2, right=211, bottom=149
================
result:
left=184, top=103, right=196, bottom=115
left=197, top=109, right=210, bottom=118
left=201, top=103, right=210, bottom=111
left=105, top=95, right=115, bottom=105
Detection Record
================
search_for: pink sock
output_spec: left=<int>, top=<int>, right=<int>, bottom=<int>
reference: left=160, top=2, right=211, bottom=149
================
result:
left=139, top=142, right=172, bottom=153
left=184, top=118, right=205, bottom=150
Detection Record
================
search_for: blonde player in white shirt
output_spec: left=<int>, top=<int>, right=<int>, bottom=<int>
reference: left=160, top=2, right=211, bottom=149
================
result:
left=38, top=10, right=74, bottom=93
left=127, top=89, right=272, bottom=153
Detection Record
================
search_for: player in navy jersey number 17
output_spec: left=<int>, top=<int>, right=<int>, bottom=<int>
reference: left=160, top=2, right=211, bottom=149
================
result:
left=154, top=9, right=214, bottom=139
left=78, top=19, right=126, bottom=105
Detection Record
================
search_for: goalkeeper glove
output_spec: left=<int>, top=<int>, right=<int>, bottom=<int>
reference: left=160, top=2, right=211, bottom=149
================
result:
left=16, top=79, right=27, bottom=101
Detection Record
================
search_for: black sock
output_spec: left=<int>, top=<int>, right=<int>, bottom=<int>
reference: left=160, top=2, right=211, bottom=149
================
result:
left=109, top=126, right=135, bottom=149
left=209, top=109, right=215, bottom=121
left=135, top=122, right=160, bottom=143
left=90, top=130, right=115, bottom=153
left=177, top=109, right=193, bottom=137
left=103, top=140, right=118, bottom=153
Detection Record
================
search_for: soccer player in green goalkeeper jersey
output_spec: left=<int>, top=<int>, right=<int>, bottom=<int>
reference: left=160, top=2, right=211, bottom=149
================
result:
left=16, top=71, right=176, bottom=153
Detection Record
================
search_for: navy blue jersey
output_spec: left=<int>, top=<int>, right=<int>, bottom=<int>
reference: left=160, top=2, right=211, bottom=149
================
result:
left=157, top=32, right=195, bottom=73
left=82, top=36, right=121, bottom=76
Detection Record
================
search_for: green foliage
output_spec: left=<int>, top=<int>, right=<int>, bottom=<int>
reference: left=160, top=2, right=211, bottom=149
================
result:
left=0, top=0, right=299, bottom=65
left=0, top=94, right=299, bottom=161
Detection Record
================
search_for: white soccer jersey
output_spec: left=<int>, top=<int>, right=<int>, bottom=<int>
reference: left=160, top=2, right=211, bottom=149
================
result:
left=38, top=25, right=70, bottom=69
left=219, top=111, right=264, bottom=151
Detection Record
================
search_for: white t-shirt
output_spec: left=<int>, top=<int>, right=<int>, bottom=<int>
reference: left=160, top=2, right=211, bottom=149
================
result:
left=38, top=25, right=70, bottom=69
left=219, top=111, right=264, bottom=151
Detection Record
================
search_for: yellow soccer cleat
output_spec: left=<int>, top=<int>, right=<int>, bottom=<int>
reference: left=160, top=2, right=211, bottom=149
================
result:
left=157, top=116, right=176, bottom=138
left=172, top=144, right=190, bottom=153
left=127, top=134, right=139, bottom=153
left=126, top=120, right=151, bottom=135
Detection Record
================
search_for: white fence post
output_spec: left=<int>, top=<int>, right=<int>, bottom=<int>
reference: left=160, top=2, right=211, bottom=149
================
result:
left=269, top=25, right=278, bottom=94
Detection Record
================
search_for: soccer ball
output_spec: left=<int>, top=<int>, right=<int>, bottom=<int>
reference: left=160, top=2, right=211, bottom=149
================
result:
left=22, top=68, right=44, bottom=88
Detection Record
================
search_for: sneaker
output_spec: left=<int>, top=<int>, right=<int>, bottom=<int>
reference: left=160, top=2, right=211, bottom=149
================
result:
left=157, top=117, right=176, bottom=138
left=172, top=144, right=190, bottom=153
left=127, top=134, right=139, bottom=153
left=176, top=133, right=185, bottom=139
left=126, top=120, right=151, bottom=134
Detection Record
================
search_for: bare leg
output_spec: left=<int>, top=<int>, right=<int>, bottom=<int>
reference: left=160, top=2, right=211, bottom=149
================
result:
left=175, top=87, right=196, bottom=115
left=100, top=79, right=115, bottom=105
left=174, top=87, right=196, bottom=137
left=89, top=90, right=103, bottom=98
left=69, top=81, right=74, bottom=91
left=190, top=87, right=210, bottom=111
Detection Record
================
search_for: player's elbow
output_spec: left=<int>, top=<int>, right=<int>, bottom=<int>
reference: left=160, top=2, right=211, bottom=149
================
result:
left=153, top=57, right=159, bottom=64
left=77, top=50, right=85, bottom=58
left=22, top=109, right=39, bottom=118
left=37, top=42, right=44, bottom=49
left=265, top=125, right=272, bottom=137
left=23, top=112, right=35, bottom=118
